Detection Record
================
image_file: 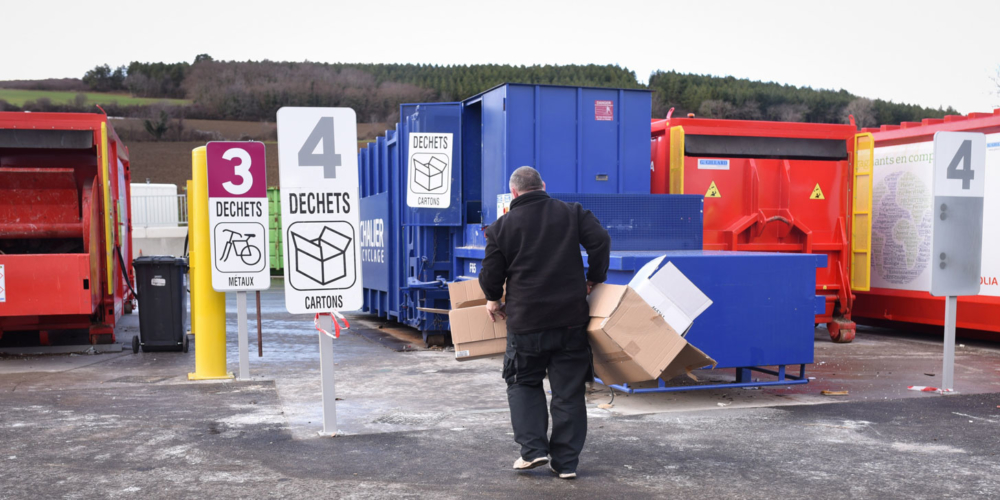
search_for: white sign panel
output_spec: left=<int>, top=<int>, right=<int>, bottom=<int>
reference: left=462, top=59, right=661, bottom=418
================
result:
left=0, top=264, right=5, bottom=303
left=206, top=142, right=270, bottom=291
left=277, top=108, right=362, bottom=314
left=406, top=132, right=453, bottom=208
left=931, top=131, right=986, bottom=297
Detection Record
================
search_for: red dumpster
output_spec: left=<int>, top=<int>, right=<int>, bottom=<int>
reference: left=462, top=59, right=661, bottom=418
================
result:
left=651, top=116, right=873, bottom=343
left=853, top=109, right=1000, bottom=338
left=0, top=112, right=135, bottom=344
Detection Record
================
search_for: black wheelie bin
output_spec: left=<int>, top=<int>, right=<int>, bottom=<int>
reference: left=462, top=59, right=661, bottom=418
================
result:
left=132, top=256, right=188, bottom=353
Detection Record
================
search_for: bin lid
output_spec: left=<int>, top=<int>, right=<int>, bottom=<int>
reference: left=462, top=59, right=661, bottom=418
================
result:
left=133, top=255, right=187, bottom=266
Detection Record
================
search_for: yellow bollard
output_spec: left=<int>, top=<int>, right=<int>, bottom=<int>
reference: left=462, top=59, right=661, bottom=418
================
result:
left=188, top=146, right=233, bottom=380
left=186, top=179, right=196, bottom=334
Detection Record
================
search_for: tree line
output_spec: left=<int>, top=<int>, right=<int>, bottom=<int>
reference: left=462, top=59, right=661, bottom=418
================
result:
left=1, top=57, right=957, bottom=129
left=648, top=71, right=956, bottom=128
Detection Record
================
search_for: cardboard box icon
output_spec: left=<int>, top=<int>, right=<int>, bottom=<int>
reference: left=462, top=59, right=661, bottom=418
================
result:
left=413, top=155, right=447, bottom=192
left=291, top=226, right=352, bottom=285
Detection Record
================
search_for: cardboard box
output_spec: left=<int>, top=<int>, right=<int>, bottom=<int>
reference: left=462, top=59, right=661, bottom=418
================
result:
left=448, top=280, right=507, bottom=361
left=628, top=256, right=712, bottom=336
left=413, top=156, right=447, bottom=191
left=587, top=284, right=716, bottom=385
left=291, top=226, right=351, bottom=285
left=445, top=278, right=716, bottom=384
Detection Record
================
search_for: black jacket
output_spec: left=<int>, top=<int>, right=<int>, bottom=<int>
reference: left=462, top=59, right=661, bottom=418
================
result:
left=479, top=190, right=611, bottom=334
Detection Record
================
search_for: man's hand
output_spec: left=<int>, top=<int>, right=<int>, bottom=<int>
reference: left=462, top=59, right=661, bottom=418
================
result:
left=486, top=300, right=506, bottom=322
left=587, top=281, right=597, bottom=295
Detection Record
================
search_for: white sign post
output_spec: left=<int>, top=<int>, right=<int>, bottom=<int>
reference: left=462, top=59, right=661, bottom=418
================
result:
left=206, top=141, right=270, bottom=380
left=930, top=132, right=986, bottom=392
left=406, top=132, right=453, bottom=208
left=277, top=107, right=362, bottom=436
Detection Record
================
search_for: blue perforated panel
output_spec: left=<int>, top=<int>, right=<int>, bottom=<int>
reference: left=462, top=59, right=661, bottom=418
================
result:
left=550, top=193, right=703, bottom=251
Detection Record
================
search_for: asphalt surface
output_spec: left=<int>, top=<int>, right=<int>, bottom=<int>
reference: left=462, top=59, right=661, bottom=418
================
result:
left=1, top=379, right=998, bottom=499
left=1, top=282, right=999, bottom=499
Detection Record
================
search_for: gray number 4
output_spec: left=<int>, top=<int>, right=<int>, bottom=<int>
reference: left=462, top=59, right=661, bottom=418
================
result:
left=299, top=117, right=341, bottom=178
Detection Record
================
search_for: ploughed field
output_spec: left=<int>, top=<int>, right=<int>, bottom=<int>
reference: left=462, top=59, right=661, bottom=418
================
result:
left=123, top=121, right=388, bottom=190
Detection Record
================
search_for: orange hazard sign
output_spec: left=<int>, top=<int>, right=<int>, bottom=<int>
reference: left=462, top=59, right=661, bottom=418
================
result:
left=706, top=181, right=721, bottom=198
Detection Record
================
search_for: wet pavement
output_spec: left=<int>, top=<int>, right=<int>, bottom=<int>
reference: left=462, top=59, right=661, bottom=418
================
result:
left=1, top=280, right=999, bottom=498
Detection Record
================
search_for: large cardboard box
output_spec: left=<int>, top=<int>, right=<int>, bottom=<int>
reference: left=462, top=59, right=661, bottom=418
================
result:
left=587, top=284, right=716, bottom=385
left=448, top=280, right=507, bottom=361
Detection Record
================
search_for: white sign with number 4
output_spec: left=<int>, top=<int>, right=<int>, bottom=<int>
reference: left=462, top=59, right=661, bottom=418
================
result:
left=276, top=108, right=363, bottom=314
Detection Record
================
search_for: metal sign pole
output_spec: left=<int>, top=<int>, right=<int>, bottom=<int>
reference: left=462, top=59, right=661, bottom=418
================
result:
left=256, top=290, right=263, bottom=357
left=237, top=291, right=250, bottom=379
left=942, top=296, right=957, bottom=391
left=318, top=314, right=337, bottom=435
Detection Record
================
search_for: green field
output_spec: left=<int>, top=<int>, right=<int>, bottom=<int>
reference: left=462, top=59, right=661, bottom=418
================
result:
left=0, top=88, right=189, bottom=107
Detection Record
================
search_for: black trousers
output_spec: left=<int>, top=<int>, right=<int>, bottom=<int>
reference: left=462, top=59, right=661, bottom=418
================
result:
left=503, top=325, right=592, bottom=473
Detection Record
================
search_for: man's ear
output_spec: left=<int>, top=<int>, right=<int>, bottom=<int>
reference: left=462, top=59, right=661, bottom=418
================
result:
left=542, top=181, right=546, bottom=191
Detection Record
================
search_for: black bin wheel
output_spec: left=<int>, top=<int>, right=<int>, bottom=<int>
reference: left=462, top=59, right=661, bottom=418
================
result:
left=132, top=336, right=140, bottom=354
left=182, top=334, right=189, bottom=353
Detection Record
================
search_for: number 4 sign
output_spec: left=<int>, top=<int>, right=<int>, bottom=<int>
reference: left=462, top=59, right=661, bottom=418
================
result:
left=931, top=131, right=986, bottom=298
left=930, top=131, right=986, bottom=392
left=276, top=108, right=362, bottom=314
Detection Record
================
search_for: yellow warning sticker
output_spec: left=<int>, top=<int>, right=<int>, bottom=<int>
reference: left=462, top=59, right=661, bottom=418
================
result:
left=810, top=183, right=825, bottom=200
left=706, top=181, right=721, bottom=198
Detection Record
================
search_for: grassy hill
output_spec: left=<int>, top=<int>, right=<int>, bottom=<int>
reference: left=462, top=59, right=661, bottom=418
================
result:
left=0, top=88, right=189, bottom=107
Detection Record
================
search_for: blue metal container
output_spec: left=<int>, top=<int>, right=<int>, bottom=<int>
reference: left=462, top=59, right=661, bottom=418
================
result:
left=464, top=84, right=653, bottom=225
left=359, top=84, right=658, bottom=342
left=585, top=250, right=827, bottom=393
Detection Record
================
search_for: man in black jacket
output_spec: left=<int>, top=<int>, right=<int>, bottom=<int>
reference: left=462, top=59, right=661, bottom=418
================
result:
left=479, top=166, right=611, bottom=479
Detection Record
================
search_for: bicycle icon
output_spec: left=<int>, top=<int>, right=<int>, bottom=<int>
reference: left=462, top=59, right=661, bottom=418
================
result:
left=220, top=229, right=262, bottom=267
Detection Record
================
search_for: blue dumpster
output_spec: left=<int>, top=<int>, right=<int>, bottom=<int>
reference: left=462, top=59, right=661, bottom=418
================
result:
left=359, top=84, right=656, bottom=342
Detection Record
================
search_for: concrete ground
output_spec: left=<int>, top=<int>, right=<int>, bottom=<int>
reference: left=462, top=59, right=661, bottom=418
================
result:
left=1, top=281, right=999, bottom=499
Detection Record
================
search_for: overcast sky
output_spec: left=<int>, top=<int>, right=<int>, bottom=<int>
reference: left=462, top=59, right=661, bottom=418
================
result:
left=4, top=0, right=997, bottom=114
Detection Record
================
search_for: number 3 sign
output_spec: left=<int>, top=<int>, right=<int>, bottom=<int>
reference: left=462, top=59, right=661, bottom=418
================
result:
left=206, top=141, right=270, bottom=292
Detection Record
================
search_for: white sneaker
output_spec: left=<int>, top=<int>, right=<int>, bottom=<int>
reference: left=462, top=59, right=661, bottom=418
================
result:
left=513, top=456, right=550, bottom=470
left=549, top=465, right=577, bottom=479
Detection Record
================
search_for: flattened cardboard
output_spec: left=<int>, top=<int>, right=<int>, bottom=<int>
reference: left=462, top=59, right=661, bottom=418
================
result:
left=587, top=284, right=716, bottom=385
left=416, top=307, right=451, bottom=315
left=447, top=279, right=504, bottom=310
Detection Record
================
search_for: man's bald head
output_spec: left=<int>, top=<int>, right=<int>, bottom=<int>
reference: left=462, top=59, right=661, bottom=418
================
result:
left=509, top=166, right=545, bottom=197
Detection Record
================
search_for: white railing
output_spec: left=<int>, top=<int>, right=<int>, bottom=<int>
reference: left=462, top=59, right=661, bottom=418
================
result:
left=131, top=194, right=188, bottom=227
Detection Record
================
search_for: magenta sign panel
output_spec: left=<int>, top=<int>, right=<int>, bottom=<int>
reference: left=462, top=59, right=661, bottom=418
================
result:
left=207, top=141, right=267, bottom=198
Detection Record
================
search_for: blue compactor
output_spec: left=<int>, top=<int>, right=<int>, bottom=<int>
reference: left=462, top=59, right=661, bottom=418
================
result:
left=358, top=83, right=826, bottom=391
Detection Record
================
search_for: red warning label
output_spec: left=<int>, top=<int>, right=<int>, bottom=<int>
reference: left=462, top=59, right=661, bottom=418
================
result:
left=595, top=100, right=613, bottom=121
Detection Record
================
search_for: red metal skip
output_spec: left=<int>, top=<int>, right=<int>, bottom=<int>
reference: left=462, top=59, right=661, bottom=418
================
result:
left=853, top=109, right=1000, bottom=338
left=651, top=117, right=868, bottom=343
left=0, top=112, right=135, bottom=344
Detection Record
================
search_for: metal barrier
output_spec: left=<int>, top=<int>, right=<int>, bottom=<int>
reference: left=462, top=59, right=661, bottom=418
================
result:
left=131, top=194, right=188, bottom=227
